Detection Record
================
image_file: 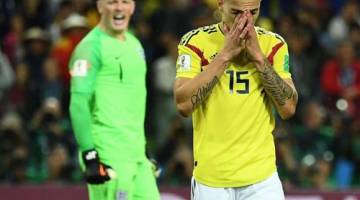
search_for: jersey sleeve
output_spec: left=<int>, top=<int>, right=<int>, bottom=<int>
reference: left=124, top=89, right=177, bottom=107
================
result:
left=69, top=39, right=101, bottom=94
left=69, top=39, right=100, bottom=152
left=267, top=36, right=292, bottom=79
left=176, top=38, right=202, bottom=79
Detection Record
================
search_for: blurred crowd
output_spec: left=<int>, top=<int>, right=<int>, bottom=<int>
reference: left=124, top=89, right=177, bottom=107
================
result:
left=0, top=0, right=360, bottom=190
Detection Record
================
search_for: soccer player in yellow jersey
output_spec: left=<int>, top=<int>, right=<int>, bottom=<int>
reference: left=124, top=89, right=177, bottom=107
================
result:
left=173, top=0, right=298, bottom=199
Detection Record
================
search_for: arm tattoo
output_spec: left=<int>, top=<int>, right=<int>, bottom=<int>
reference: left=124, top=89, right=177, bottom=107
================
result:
left=258, top=59, right=297, bottom=106
left=191, top=76, right=219, bottom=109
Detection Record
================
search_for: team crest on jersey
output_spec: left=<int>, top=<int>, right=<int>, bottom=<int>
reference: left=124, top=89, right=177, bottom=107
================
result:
left=177, top=54, right=191, bottom=71
left=70, top=59, right=90, bottom=77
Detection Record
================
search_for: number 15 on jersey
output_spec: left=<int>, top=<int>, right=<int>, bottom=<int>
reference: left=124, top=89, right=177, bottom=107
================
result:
left=226, top=70, right=249, bottom=94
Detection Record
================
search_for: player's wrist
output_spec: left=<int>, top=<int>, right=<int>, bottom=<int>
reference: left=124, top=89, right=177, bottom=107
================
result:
left=215, top=51, right=231, bottom=70
left=251, top=53, right=267, bottom=70
left=82, top=149, right=100, bottom=166
left=218, top=50, right=232, bottom=63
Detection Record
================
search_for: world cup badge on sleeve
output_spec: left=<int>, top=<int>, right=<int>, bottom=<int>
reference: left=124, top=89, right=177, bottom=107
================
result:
left=70, top=59, right=90, bottom=77
left=177, top=54, right=191, bottom=71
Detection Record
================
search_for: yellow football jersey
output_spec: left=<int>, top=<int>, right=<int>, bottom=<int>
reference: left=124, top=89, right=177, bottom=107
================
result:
left=176, top=23, right=291, bottom=187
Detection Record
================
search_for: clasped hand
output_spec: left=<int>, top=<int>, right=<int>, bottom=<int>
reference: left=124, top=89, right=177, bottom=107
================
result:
left=220, top=10, right=265, bottom=65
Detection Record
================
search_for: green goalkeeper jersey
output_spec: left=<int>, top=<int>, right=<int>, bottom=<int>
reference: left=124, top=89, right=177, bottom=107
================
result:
left=69, top=26, right=147, bottom=162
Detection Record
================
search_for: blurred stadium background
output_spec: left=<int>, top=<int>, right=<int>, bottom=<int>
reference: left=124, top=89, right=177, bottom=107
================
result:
left=0, top=0, right=360, bottom=199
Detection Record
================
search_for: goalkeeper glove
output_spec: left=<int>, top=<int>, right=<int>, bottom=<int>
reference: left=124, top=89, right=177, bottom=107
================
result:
left=146, top=149, right=162, bottom=178
left=149, top=158, right=161, bottom=178
left=82, top=149, right=116, bottom=184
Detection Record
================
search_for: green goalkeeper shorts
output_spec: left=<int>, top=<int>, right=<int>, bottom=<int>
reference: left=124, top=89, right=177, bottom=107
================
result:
left=85, top=159, right=160, bottom=200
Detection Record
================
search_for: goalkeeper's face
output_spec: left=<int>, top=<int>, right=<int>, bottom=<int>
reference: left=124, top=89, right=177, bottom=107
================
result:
left=218, top=0, right=260, bottom=28
left=97, top=0, right=135, bottom=34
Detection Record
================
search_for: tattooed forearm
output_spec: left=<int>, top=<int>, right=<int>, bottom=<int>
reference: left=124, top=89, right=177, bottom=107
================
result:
left=258, top=59, right=296, bottom=106
left=191, top=76, right=219, bottom=109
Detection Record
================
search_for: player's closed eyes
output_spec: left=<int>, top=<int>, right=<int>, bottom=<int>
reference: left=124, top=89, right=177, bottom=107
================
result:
left=250, top=9, right=258, bottom=15
left=107, top=0, right=131, bottom=4
left=231, top=10, right=242, bottom=15
left=231, top=9, right=258, bottom=16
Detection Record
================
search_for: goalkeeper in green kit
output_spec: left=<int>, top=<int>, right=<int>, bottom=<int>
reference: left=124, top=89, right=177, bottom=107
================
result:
left=69, top=0, right=160, bottom=199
